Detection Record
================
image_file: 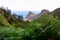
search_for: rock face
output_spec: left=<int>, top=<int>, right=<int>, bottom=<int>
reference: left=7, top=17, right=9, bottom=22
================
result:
left=24, top=11, right=37, bottom=21
left=52, top=8, right=60, bottom=19
left=24, top=9, right=50, bottom=21
left=40, top=9, right=50, bottom=15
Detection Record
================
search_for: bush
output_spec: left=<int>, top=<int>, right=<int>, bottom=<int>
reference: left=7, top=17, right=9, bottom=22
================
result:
left=0, top=14, right=60, bottom=40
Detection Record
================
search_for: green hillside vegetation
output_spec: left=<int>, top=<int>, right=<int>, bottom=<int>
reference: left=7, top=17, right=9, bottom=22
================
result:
left=0, top=14, right=10, bottom=26
left=0, top=7, right=24, bottom=27
left=0, top=7, right=60, bottom=40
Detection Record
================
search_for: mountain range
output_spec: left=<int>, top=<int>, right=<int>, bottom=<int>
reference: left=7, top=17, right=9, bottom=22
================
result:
left=24, top=9, right=50, bottom=21
left=13, top=8, right=60, bottom=21
left=13, top=11, right=40, bottom=19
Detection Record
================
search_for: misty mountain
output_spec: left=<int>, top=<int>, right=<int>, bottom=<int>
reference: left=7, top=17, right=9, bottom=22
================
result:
left=12, top=11, right=40, bottom=19
left=24, top=9, right=50, bottom=21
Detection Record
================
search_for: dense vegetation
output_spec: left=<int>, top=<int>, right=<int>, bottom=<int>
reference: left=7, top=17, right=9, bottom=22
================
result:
left=0, top=7, right=60, bottom=40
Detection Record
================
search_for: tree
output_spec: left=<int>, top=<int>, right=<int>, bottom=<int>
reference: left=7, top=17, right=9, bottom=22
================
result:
left=17, top=15, right=23, bottom=21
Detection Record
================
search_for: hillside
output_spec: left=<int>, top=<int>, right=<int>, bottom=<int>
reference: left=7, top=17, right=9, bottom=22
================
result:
left=0, top=14, right=10, bottom=26
left=51, top=8, right=60, bottom=19
left=0, top=7, right=60, bottom=40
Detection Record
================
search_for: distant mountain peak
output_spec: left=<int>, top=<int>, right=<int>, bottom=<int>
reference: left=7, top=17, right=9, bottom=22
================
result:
left=24, top=11, right=37, bottom=21
left=28, top=11, right=34, bottom=15
left=40, top=9, right=49, bottom=14
left=26, top=11, right=35, bottom=17
left=24, top=9, right=50, bottom=21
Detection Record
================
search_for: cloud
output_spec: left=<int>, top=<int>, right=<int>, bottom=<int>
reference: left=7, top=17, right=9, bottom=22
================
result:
left=0, top=0, right=60, bottom=11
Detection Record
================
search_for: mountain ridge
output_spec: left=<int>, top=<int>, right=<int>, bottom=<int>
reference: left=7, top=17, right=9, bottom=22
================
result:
left=24, top=9, right=50, bottom=21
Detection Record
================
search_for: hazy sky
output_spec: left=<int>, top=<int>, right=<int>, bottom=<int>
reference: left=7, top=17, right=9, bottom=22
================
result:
left=0, top=0, right=60, bottom=11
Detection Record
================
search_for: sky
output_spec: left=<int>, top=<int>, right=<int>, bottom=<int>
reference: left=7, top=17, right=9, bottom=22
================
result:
left=0, top=0, right=60, bottom=18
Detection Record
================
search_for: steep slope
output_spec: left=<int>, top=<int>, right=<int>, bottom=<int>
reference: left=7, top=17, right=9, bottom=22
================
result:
left=24, top=9, right=50, bottom=21
left=52, top=8, right=60, bottom=19
left=0, top=14, right=10, bottom=26
left=24, top=11, right=37, bottom=21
